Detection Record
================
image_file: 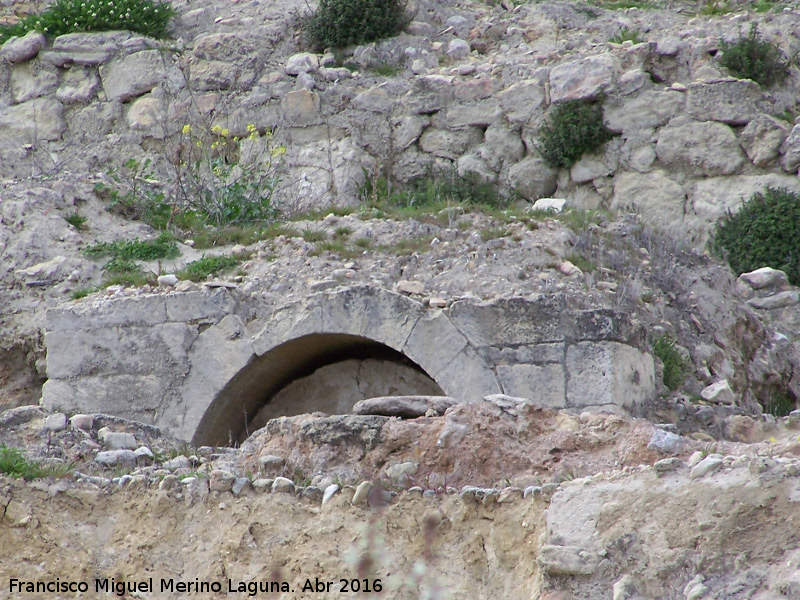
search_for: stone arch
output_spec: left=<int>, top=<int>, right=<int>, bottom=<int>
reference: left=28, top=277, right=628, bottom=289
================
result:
left=187, top=286, right=501, bottom=446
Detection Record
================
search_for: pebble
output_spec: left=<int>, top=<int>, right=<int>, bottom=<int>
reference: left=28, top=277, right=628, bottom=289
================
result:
left=322, top=483, right=340, bottom=504
left=687, top=450, right=705, bottom=468
left=689, top=454, right=724, bottom=479
left=272, top=476, right=295, bottom=493
left=653, top=457, right=682, bottom=473
left=351, top=481, right=373, bottom=505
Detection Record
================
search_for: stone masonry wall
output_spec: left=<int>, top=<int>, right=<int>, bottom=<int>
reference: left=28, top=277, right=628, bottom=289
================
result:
left=3, top=1, right=800, bottom=244
left=41, top=285, right=655, bottom=443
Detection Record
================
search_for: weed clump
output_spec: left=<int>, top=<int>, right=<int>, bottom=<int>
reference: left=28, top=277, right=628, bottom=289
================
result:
left=652, top=335, right=688, bottom=391
left=719, top=24, right=789, bottom=88
left=537, top=101, right=615, bottom=169
left=177, top=254, right=243, bottom=281
left=712, top=187, right=800, bottom=285
left=0, top=445, right=72, bottom=480
left=0, top=0, right=173, bottom=43
left=304, top=0, right=410, bottom=50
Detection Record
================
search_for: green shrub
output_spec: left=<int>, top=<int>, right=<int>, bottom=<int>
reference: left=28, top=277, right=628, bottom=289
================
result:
left=64, top=212, right=87, bottom=231
left=712, top=187, right=800, bottom=285
left=652, top=335, right=688, bottom=391
left=719, top=24, right=788, bottom=88
left=177, top=254, right=243, bottom=281
left=0, top=0, right=173, bottom=43
left=305, top=0, right=410, bottom=50
left=609, top=28, right=643, bottom=44
left=84, top=232, right=179, bottom=261
left=537, top=101, right=615, bottom=169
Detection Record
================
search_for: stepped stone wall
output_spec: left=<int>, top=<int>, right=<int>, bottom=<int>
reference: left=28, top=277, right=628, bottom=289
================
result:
left=41, top=285, right=655, bottom=444
left=3, top=3, right=800, bottom=244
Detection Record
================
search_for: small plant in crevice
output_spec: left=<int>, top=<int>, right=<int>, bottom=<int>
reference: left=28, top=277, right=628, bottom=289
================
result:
left=537, top=100, right=615, bottom=169
left=64, top=212, right=87, bottom=231
left=304, top=0, right=411, bottom=50
left=652, top=335, right=688, bottom=391
left=699, top=0, right=732, bottom=15
left=0, top=0, right=174, bottom=44
left=719, top=24, right=789, bottom=88
left=177, top=254, right=244, bottom=282
left=609, top=27, right=644, bottom=44
left=83, top=232, right=178, bottom=287
left=763, top=391, right=797, bottom=417
left=0, top=446, right=73, bottom=480
left=712, top=187, right=800, bottom=285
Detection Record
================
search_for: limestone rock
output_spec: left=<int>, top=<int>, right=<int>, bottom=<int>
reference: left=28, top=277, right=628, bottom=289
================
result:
left=259, top=454, right=285, bottom=472
left=505, top=155, right=558, bottom=201
left=95, top=450, right=136, bottom=467
left=11, top=62, right=58, bottom=104
left=686, top=79, right=762, bottom=125
left=689, top=454, right=723, bottom=479
left=209, top=470, right=236, bottom=492
left=100, top=50, right=166, bottom=102
left=549, top=54, right=618, bottom=103
left=272, top=477, right=295, bottom=493
left=395, top=280, right=425, bottom=295
left=447, top=39, right=471, bottom=59
left=780, top=124, right=800, bottom=173
left=457, top=153, right=496, bottom=183
left=1, top=30, right=46, bottom=63
left=404, top=75, right=455, bottom=114
left=285, top=52, right=319, bottom=75
left=0, top=97, right=66, bottom=142
left=537, top=544, right=600, bottom=576
left=43, top=413, right=68, bottom=432
left=351, top=481, right=373, bottom=505
left=700, top=380, right=735, bottom=404
left=127, top=95, right=164, bottom=134
left=157, top=274, right=179, bottom=288
left=611, top=170, right=685, bottom=228
left=434, top=101, right=502, bottom=129
left=69, top=414, right=94, bottom=430
left=56, top=67, right=100, bottom=104
left=281, top=90, right=322, bottom=127
left=483, top=122, right=525, bottom=164
left=647, top=429, right=682, bottom=454
left=738, top=267, right=789, bottom=290
left=747, top=291, right=800, bottom=310
left=352, top=396, right=459, bottom=418
left=604, top=91, right=684, bottom=133
left=352, top=87, right=394, bottom=113
left=739, top=114, right=788, bottom=167
left=498, top=79, right=546, bottom=124
left=419, top=127, right=482, bottom=159
left=322, top=483, right=340, bottom=504
left=656, top=120, right=745, bottom=176
left=102, top=432, right=137, bottom=450
left=532, top=198, right=566, bottom=213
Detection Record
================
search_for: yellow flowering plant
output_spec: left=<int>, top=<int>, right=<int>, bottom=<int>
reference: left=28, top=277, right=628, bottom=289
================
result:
left=172, top=122, right=287, bottom=226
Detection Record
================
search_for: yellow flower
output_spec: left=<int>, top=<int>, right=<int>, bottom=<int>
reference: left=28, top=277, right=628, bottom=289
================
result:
left=246, top=123, right=257, bottom=133
left=182, top=124, right=191, bottom=134
left=196, top=140, right=203, bottom=148
left=221, top=128, right=230, bottom=137
left=271, top=145, right=287, bottom=157
left=211, top=125, right=222, bottom=134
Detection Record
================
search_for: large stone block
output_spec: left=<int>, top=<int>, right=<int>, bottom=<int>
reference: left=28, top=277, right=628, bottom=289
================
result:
left=430, top=345, right=501, bottom=401
left=0, top=97, right=65, bottom=142
left=419, top=126, right=483, bottom=159
left=45, top=294, right=168, bottom=331
left=402, top=311, right=470, bottom=378
left=281, top=89, right=323, bottom=127
left=779, top=124, right=800, bottom=174
left=10, top=62, right=57, bottom=103
left=611, top=170, right=686, bottom=229
left=549, top=54, right=619, bottom=103
left=566, top=341, right=655, bottom=410
left=498, top=79, right=546, bottom=124
left=504, top=154, right=558, bottom=201
left=740, top=114, right=788, bottom=167
left=655, top=120, right=745, bottom=176
left=404, top=75, right=455, bottom=114
left=497, top=363, right=566, bottom=409
left=1, top=30, right=46, bottom=63
left=45, top=323, right=197, bottom=379
left=448, top=297, right=567, bottom=346
left=100, top=50, right=166, bottom=101
left=686, top=79, right=762, bottom=125
left=164, top=289, right=236, bottom=322
left=603, top=91, right=684, bottom=133
left=432, top=100, right=502, bottom=129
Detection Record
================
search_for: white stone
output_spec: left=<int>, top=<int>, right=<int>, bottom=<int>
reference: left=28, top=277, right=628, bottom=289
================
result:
left=43, top=413, right=68, bottom=432
left=647, top=429, right=682, bottom=454
left=95, top=449, right=136, bottom=467
left=738, top=267, right=789, bottom=290
left=549, top=54, right=619, bottom=103
left=157, top=274, right=179, bottom=288
left=739, top=114, right=789, bottom=167
left=322, top=483, right=340, bottom=504
left=700, top=380, right=735, bottom=405
left=285, top=52, right=319, bottom=75
left=689, top=454, right=724, bottom=479
left=351, top=481, right=373, bottom=505
left=100, top=50, right=166, bottom=102
left=447, top=38, right=471, bottom=60
left=656, top=120, right=745, bottom=176
left=272, top=476, right=295, bottom=493
left=1, top=30, right=46, bottom=63
left=533, top=198, right=566, bottom=213
left=103, top=432, right=137, bottom=450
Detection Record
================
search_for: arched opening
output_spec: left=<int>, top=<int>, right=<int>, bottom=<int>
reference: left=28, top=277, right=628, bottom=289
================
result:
left=192, top=333, right=444, bottom=446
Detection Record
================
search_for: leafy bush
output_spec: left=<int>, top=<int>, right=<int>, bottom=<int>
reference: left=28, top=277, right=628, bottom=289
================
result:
left=719, top=24, right=789, bottom=88
left=652, top=335, right=688, bottom=391
left=84, top=232, right=179, bottom=261
left=0, top=0, right=174, bottom=43
left=537, top=101, right=615, bottom=169
left=305, top=0, right=410, bottom=50
left=712, top=187, right=800, bottom=285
